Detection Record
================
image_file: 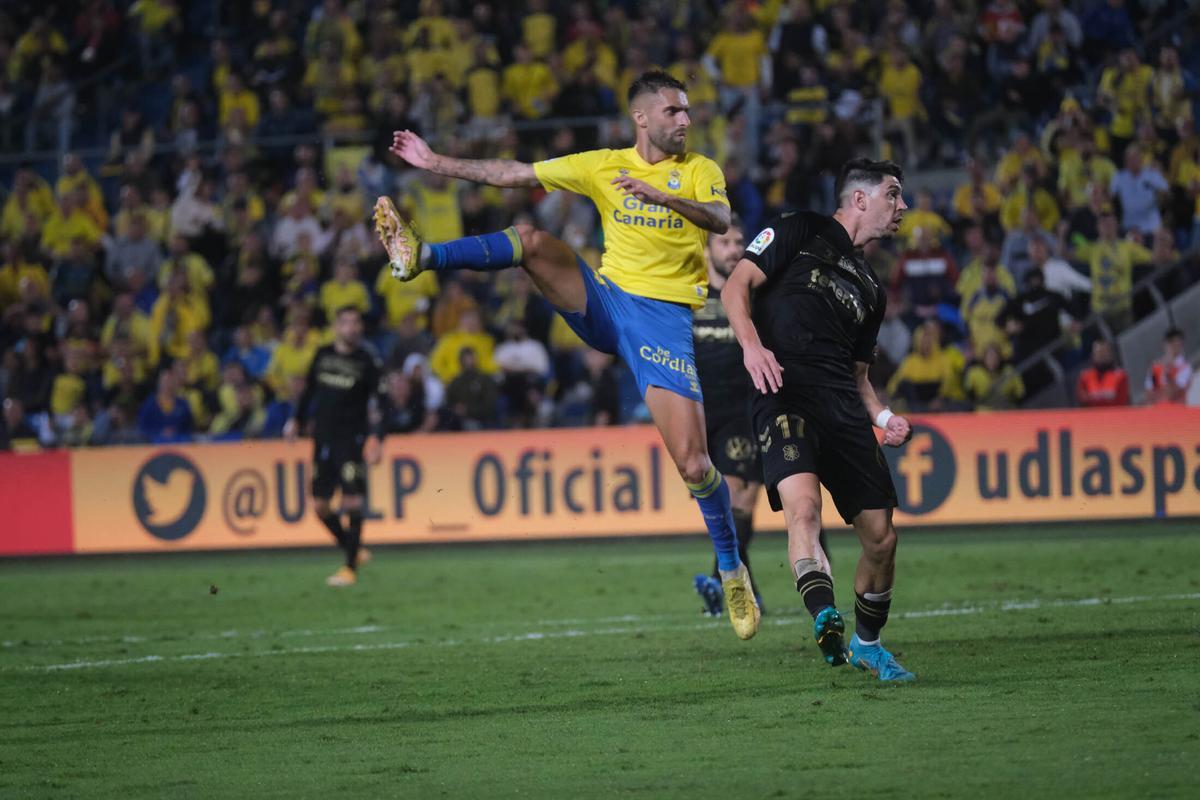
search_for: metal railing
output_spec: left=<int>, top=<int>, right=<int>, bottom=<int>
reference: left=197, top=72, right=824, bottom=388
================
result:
left=1012, top=248, right=1200, bottom=406
left=2, top=91, right=891, bottom=170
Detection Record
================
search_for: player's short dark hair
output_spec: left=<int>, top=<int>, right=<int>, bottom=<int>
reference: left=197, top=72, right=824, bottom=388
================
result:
left=627, top=70, right=687, bottom=106
left=705, top=211, right=744, bottom=242
left=835, top=158, right=904, bottom=207
left=1165, top=327, right=1183, bottom=340
left=334, top=305, right=362, bottom=318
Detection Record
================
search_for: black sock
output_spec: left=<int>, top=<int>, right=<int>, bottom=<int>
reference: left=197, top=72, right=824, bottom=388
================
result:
left=854, top=589, right=893, bottom=642
left=712, top=510, right=756, bottom=587
left=343, top=511, right=363, bottom=569
left=318, top=511, right=347, bottom=548
left=796, top=571, right=836, bottom=618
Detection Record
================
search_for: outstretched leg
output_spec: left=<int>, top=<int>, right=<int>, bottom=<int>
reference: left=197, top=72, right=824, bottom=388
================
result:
left=374, top=198, right=587, bottom=312
left=645, top=387, right=759, bottom=640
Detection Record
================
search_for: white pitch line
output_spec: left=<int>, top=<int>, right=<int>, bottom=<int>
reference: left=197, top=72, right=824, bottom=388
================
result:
left=3, top=623, right=392, bottom=650
left=21, top=591, right=1200, bottom=673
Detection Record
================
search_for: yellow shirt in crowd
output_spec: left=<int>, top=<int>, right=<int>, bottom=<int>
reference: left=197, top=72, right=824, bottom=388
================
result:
left=878, top=62, right=924, bottom=121
left=430, top=330, right=498, bottom=383
left=320, top=279, right=371, bottom=323
left=502, top=62, right=558, bottom=119
left=218, top=87, right=261, bottom=128
left=150, top=293, right=212, bottom=361
left=265, top=332, right=320, bottom=397
left=1075, top=239, right=1152, bottom=314
left=522, top=13, right=556, bottom=59
left=405, top=183, right=463, bottom=243
left=951, top=181, right=1003, bottom=220
left=896, top=208, right=951, bottom=248
left=705, top=31, right=767, bottom=88
left=376, top=266, right=439, bottom=328
left=0, top=260, right=51, bottom=308
left=40, top=210, right=103, bottom=259
left=1098, top=64, right=1154, bottom=139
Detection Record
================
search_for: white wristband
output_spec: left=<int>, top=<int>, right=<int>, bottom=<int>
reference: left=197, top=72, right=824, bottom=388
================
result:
left=874, top=409, right=894, bottom=429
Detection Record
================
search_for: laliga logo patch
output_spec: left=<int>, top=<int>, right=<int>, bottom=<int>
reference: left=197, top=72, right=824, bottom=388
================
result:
left=746, top=227, right=774, bottom=255
left=668, top=170, right=681, bottom=191
left=132, top=452, right=208, bottom=541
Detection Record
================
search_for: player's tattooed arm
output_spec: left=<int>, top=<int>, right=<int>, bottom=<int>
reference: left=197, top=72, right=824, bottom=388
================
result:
left=610, top=176, right=731, bottom=233
left=390, top=130, right=540, bottom=188
left=661, top=196, right=731, bottom=233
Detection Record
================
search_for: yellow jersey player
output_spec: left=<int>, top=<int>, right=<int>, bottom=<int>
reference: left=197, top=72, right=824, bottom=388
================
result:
left=374, top=70, right=759, bottom=640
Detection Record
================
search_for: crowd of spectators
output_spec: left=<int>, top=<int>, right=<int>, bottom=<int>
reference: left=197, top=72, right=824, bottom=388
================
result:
left=1, top=0, right=1198, bottom=450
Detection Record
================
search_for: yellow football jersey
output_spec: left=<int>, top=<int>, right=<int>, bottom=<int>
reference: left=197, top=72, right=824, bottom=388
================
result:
left=533, top=148, right=728, bottom=308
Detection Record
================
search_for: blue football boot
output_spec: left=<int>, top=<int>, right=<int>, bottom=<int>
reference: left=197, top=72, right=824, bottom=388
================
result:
left=847, top=634, right=916, bottom=682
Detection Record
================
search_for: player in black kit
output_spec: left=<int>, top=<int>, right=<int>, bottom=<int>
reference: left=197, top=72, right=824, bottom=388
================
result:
left=722, top=159, right=917, bottom=681
left=691, top=219, right=762, bottom=616
left=284, top=307, right=385, bottom=587
left=692, top=218, right=830, bottom=618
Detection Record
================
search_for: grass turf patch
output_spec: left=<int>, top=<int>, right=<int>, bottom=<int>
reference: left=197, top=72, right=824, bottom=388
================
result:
left=1, top=521, right=1197, bottom=798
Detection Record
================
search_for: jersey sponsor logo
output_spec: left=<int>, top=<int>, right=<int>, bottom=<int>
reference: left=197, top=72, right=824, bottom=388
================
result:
left=808, top=271, right=866, bottom=323
left=782, top=443, right=800, bottom=462
left=693, top=324, right=737, bottom=342
left=710, top=186, right=727, bottom=198
left=612, top=206, right=684, bottom=229
left=132, top=452, right=208, bottom=541
left=746, top=227, right=774, bottom=255
left=318, top=372, right=358, bottom=389
left=638, top=345, right=698, bottom=379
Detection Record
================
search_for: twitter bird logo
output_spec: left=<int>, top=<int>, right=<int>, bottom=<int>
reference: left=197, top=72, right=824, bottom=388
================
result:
left=142, top=469, right=195, bottom=526
left=133, top=453, right=207, bottom=541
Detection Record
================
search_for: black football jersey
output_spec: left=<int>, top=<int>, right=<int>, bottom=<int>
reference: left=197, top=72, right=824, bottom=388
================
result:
left=693, top=286, right=750, bottom=409
left=296, top=344, right=384, bottom=442
left=743, top=211, right=886, bottom=390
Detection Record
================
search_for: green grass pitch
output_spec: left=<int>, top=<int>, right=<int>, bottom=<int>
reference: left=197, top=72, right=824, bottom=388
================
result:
left=2, top=521, right=1198, bottom=798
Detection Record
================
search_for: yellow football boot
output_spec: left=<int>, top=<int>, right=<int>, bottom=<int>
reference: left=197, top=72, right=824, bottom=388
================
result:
left=372, top=197, right=423, bottom=281
left=325, top=566, right=357, bottom=587
left=721, top=563, right=761, bottom=640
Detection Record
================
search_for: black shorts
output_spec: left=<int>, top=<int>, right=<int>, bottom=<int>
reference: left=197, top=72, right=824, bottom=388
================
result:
left=312, top=436, right=367, bottom=499
left=706, top=407, right=762, bottom=484
left=752, top=384, right=896, bottom=524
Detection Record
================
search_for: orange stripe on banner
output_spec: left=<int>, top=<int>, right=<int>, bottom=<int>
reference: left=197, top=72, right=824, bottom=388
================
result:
left=23, top=405, right=1198, bottom=555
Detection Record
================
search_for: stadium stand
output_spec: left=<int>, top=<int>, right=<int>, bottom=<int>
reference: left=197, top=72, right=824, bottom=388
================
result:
left=0, top=0, right=1198, bottom=450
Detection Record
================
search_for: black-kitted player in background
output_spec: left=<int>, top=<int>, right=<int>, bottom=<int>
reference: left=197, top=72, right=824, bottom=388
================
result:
left=692, top=217, right=830, bottom=618
left=691, top=218, right=762, bottom=616
left=284, top=306, right=385, bottom=587
left=722, top=158, right=916, bottom=682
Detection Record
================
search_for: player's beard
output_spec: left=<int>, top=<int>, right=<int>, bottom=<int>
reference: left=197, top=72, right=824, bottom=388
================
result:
left=713, top=259, right=736, bottom=279
left=650, top=127, right=687, bottom=156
